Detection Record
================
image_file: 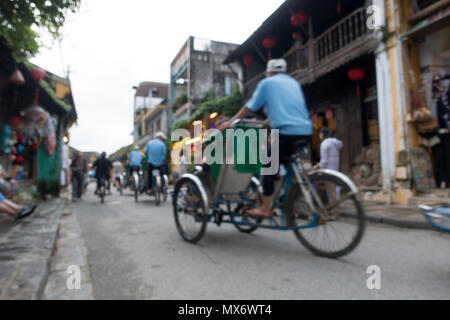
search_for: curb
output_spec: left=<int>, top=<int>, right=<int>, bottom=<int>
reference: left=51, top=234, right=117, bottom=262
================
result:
left=34, top=199, right=67, bottom=300
left=0, top=198, right=67, bottom=300
left=365, top=214, right=435, bottom=231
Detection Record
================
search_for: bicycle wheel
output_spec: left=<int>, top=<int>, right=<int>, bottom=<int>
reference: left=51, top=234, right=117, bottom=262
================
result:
left=233, top=179, right=262, bottom=234
left=173, top=178, right=208, bottom=243
left=285, top=171, right=365, bottom=258
left=100, top=186, right=105, bottom=204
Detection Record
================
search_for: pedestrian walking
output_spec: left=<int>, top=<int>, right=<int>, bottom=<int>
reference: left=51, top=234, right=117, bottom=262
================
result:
left=70, top=151, right=87, bottom=202
left=312, top=126, right=343, bottom=208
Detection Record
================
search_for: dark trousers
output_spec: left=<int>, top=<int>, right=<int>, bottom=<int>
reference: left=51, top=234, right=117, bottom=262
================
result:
left=96, top=175, right=110, bottom=191
left=71, top=171, right=84, bottom=199
left=433, top=133, right=450, bottom=185
left=262, top=134, right=311, bottom=196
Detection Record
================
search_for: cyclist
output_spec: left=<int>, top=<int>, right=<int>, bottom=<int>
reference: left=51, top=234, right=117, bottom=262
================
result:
left=219, top=59, right=312, bottom=219
left=112, top=157, right=123, bottom=190
left=93, top=152, right=112, bottom=195
left=128, top=146, right=142, bottom=186
left=144, top=132, right=167, bottom=194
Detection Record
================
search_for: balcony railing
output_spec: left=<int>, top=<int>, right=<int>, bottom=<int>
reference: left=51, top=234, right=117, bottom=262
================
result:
left=409, top=0, right=450, bottom=24
left=287, top=7, right=375, bottom=84
left=243, top=7, right=377, bottom=96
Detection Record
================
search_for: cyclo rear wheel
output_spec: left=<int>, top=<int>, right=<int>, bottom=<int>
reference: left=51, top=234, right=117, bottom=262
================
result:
left=173, top=177, right=208, bottom=243
left=285, top=171, right=365, bottom=258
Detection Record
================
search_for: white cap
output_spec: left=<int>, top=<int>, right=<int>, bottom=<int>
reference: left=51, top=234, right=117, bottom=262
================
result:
left=155, top=131, right=167, bottom=140
left=134, top=145, right=139, bottom=150
left=266, top=59, right=287, bottom=73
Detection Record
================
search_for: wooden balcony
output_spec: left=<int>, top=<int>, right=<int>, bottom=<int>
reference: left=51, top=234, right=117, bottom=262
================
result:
left=285, top=7, right=377, bottom=85
left=410, top=0, right=450, bottom=23
left=244, top=6, right=377, bottom=96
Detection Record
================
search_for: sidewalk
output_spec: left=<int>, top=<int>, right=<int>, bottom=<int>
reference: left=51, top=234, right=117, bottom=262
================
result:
left=0, top=198, right=66, bottom=300
left=362, top=201, right=435, bottom=231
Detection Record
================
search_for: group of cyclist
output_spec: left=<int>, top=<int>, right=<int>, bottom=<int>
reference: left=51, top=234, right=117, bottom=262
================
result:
left=92, top=131, right=168, bottom=196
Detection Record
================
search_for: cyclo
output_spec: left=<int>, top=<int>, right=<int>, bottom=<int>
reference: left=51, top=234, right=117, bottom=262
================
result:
left=172, top=119, right=366, bottom=258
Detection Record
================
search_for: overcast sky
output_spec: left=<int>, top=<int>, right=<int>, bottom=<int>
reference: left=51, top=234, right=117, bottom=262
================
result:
left=31, top=0, right=284, bottom=154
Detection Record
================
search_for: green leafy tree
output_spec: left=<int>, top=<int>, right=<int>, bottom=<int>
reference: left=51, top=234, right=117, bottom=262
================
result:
left=0, top=0, right=81, bottom=58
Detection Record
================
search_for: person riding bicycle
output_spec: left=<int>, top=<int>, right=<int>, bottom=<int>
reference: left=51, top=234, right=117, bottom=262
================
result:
left=112, top=157, right=124, bottom=189
left=93, top=152, right=113, bottom=195
left=219, top=58, right=312, bottom=219
left=144, top=132, right=167, bottom=194
left=128, top=145, right=142, bottom=185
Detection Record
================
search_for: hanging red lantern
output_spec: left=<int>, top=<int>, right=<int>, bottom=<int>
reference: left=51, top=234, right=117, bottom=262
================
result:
left=262, top=36, right=277, bottom=49
left=262, top=36, right=277, bottom=59
left=31, top=67, right=46, bottom=82
left=30, top=67, right=46, bottom=103
left=348, top=67, right=366, bottom=96
left=243, top=54, right=254, bottom=68
left=290, top=11, right=307, bottom=27
left=337, top=0, right=342, bottom=14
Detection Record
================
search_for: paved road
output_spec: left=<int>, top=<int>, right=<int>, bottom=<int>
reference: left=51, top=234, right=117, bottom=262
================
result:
left=72, top=184, right=450, bottom=300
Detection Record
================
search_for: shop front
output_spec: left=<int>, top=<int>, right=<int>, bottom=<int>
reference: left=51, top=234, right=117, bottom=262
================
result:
left=0, top=43, right=77, bottom=196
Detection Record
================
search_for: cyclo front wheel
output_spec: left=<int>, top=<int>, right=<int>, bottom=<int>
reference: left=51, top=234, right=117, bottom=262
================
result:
left=173, top=177, right=208, bottom=243
left=233, top=178, right=262, bottom=234
left=285, top=170, right=365, bottom=258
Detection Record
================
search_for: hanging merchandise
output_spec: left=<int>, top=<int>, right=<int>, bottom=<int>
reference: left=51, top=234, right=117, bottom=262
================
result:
left=432, top=74, right=450, bottom=186
left=42, top=115, right=57, bottom=156
left=348, top=67, right=366, bottom=96
left=243, top=54, right=254, bottom=68
left=262, top=36, right=277, bottom=59
left=433, top=75, right=450, bottom=130
left=11, top=115, right=24, bottom=130
left=409, top=89, right=440, bottom=134
left=31, top=67, right=46, bottom=103
left=9, top=69, right=25, bottom=105
left=0, top=124, right=12, bottom=153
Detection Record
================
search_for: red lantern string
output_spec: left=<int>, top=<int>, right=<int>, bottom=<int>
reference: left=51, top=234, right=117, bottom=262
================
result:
left=262, top=36, right=277, bottom=59
left=348, top=67, right=366, bottom=97
left=243, top=55, right=254, bottom=68
left=290, top=11, right=307, bottom=27
left=31, top=67, right=46, bottom=104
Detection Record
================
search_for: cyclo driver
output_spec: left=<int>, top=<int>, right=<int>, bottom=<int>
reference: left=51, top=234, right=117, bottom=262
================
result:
left=144, top=132, right=167, bottom=194
left=219, top=59, right=312, bottom=219
left=128, top=145, right=142, bottom=183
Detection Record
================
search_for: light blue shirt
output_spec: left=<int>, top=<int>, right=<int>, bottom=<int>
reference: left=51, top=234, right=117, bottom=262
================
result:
left=246, top=73, right=312, bottom=136
left=129, top=150, right=142, bottom=166
left=145, top=139, right=167, bottom=166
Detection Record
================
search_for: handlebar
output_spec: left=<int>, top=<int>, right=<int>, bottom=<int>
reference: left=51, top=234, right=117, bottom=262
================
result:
left=230, top=119, right=267, bottom=127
